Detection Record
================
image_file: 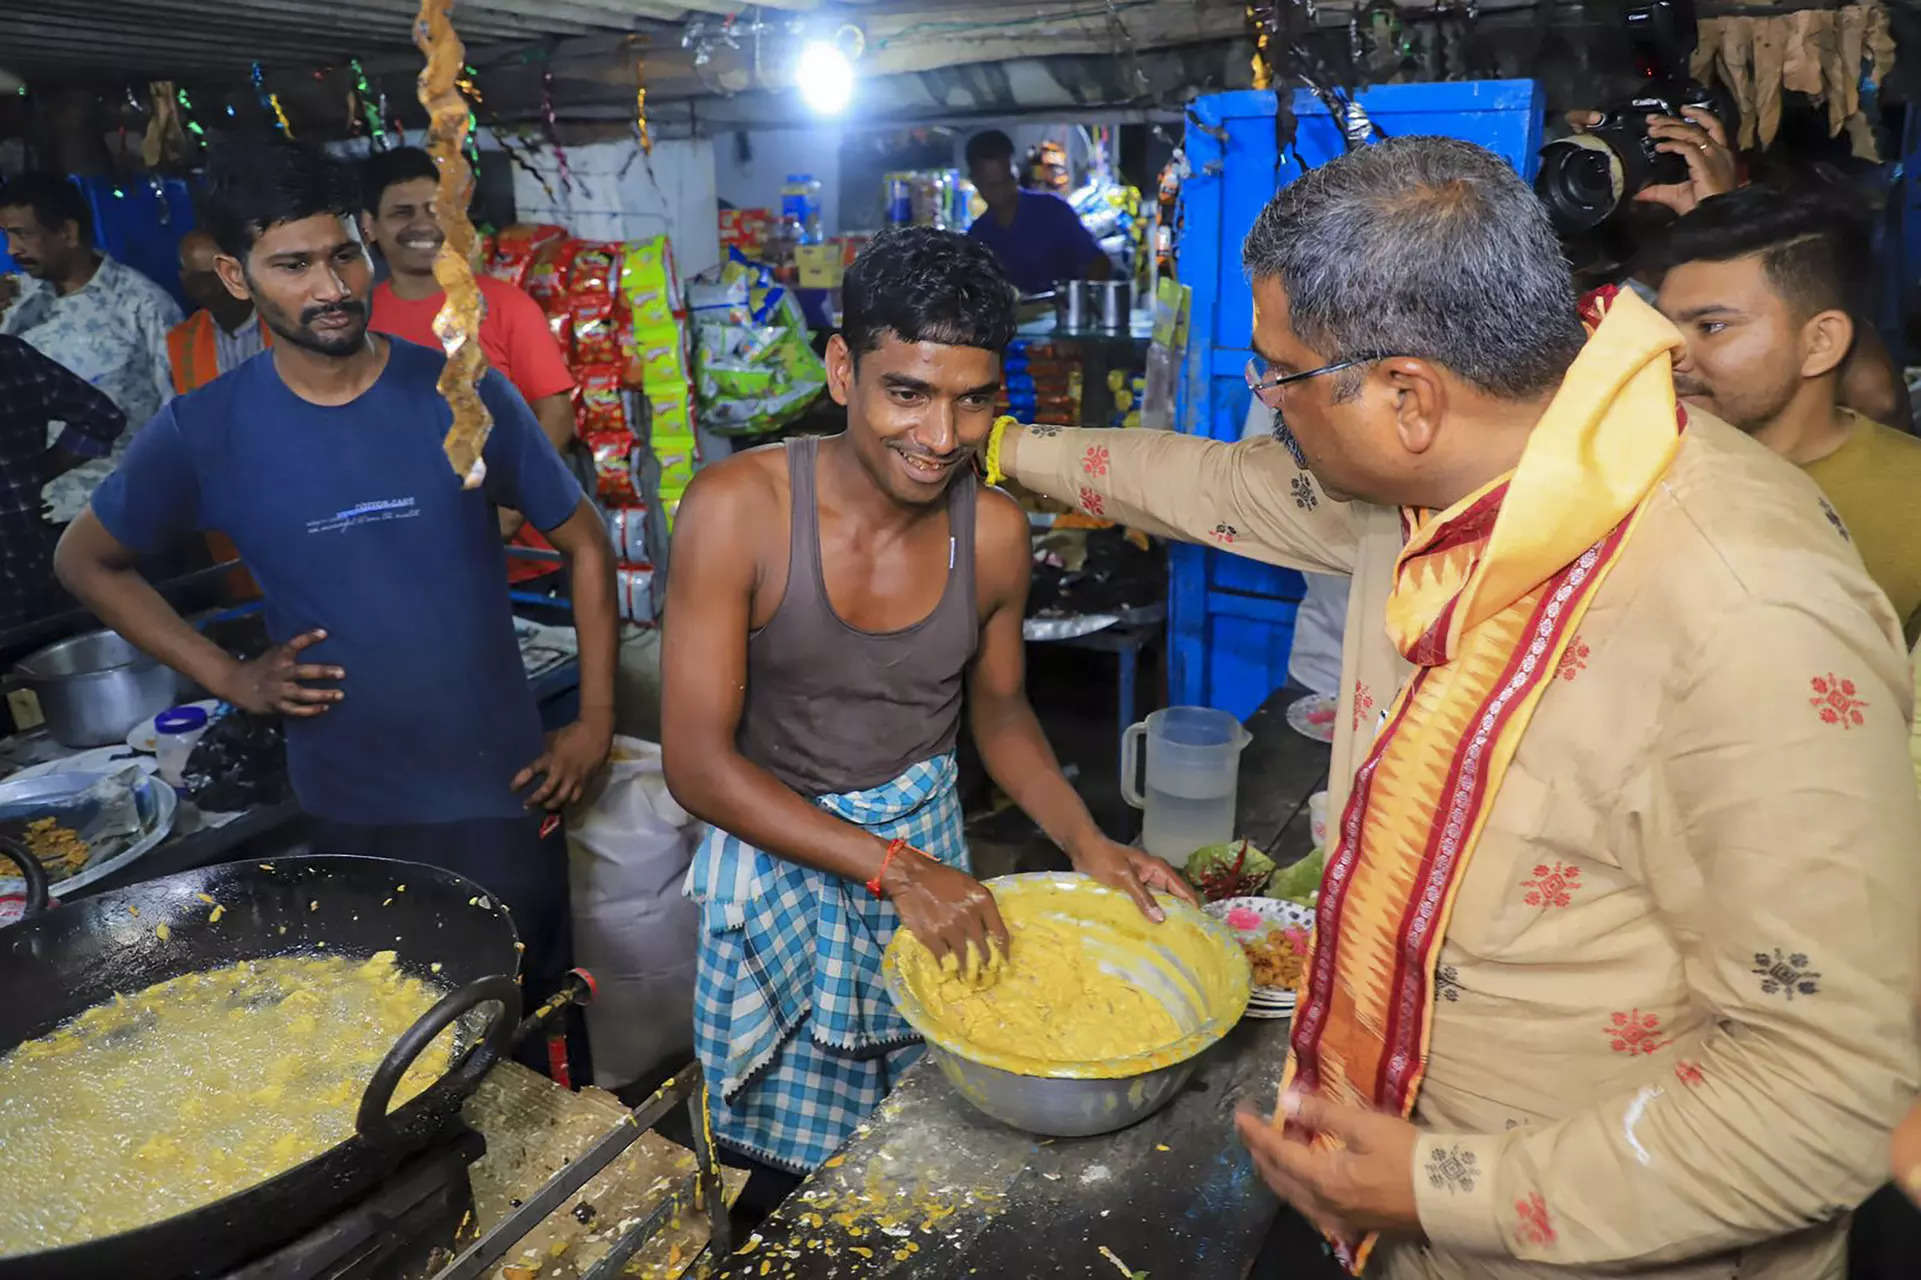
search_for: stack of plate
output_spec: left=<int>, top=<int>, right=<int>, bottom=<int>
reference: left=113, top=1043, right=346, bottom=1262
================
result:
left=1204, top=896, right=1314, bottom=1020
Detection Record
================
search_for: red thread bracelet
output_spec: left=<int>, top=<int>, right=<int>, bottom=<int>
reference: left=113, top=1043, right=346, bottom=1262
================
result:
left=867, top=838, right=910, bottom=898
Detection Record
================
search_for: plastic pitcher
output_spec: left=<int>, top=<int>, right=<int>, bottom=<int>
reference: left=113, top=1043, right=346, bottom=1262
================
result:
left=1121, top=706, right=1251, bottom=867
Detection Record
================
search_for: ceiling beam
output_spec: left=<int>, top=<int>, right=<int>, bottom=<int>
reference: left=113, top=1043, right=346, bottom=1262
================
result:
left=0, top=15, right=407, bottom=60
left=20, top=0, right=576, bottom=46
left=415, top=0, right=654, bottom=30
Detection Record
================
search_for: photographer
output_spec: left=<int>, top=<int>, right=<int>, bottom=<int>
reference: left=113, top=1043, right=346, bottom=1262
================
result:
left=1566, top=105, right=1739, bottom=216
left=1562, top=105, right=1911, bottom=429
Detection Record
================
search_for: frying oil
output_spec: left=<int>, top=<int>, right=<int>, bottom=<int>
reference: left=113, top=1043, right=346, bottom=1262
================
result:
left=0, top=950, right=452, bottom=1253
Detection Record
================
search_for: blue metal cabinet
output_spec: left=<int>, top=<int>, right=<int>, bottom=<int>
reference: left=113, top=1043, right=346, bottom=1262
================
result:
left=75, top=176, right=198, bottom=314
left=1170, top=81, right=1544, bottom=718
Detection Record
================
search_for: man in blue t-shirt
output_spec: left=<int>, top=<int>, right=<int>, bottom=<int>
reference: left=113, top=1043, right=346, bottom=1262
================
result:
left=963, top=130, right=1111, bottom=296
left=54, top=141, right=618, bottom=1043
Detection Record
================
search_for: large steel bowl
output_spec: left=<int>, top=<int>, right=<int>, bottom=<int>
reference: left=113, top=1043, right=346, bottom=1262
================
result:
left=883, top=872, right=1251, bottom=1137
left=13, top=629, right=181, bottom=748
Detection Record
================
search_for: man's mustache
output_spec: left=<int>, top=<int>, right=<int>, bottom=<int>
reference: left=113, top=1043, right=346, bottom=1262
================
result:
left=300, top=301, right=366, bottom=325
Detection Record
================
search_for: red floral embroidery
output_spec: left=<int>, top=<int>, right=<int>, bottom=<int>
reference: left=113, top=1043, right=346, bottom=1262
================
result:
left=1515, top=1193, right=1557, bottom=1246
left=1351, top=681, right=1375, bottom=731
left=1081, top=445, right=1110, bottom=477
left=1077, top=487, right=1105, bottom=517
left=1556, top=637, right=1590, bottom=682
left=1809, top=673, right=1867, bottom=729
left=1522, top=862, right=1580, bottom=909
left=1606, top=1009, right=1668, bottom=1056
left=1210, top=522, right=1238, bottom=545
left=1673, top=1059, right=1705, bottom=1087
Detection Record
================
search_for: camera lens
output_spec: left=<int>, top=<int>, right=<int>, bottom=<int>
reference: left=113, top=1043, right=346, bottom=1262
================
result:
left=1534, top=135, right=1627, bottom=234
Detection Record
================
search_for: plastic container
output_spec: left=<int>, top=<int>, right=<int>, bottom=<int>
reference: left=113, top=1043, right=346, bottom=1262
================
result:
left=1120, top=706, right=1252, bottom=867
left=779, top=173, right=822, bottom=245
left=883, top=173, right=912, bottom=225
left=153, top=704, right=210, bottom=786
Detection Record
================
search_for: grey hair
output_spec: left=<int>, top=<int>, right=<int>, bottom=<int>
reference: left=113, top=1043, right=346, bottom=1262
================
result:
left=1241, top=136, right=1586, bottom=400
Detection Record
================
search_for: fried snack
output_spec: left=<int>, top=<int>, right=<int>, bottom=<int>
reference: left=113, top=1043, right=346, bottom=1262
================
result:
left=25, top=816, right=88, bottom=878
left=414, top=0, right=492, bottom=488
left=1244, top=925, right=1307, bottom=990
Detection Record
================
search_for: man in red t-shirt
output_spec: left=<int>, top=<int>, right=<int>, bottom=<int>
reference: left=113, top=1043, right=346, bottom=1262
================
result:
left=362, top=147, right=578, bottom=583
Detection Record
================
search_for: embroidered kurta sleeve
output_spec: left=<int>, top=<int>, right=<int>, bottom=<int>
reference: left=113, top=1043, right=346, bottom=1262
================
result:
left=1413, top=596, right=1921, bottom=1264
left=1001, top=422, right=1362, bottom=577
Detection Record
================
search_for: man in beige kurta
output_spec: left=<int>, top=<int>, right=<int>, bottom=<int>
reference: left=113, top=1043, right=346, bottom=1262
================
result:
left=996, top=139, right=1920, bottom=1278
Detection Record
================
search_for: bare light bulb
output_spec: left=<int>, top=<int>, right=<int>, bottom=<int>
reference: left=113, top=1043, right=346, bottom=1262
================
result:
left=796, top=41, right=853, bottom=116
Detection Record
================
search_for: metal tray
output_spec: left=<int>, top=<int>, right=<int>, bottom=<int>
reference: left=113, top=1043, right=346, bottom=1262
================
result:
left=0, top=770, right=178, bottom=898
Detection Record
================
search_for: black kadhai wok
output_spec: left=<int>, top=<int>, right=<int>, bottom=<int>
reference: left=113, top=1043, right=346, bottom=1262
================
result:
left=0, top=852, right=523, bottom=1280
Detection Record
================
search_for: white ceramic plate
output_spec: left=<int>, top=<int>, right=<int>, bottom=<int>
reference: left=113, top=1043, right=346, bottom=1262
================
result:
left=1284, top=693, right=1338, bottom=743
left=1207, top=896, right=1314, bottom=1015
left=125, top=700, right=224, bottom=754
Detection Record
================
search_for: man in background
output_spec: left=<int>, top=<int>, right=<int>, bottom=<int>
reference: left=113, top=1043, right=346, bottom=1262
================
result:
left=0, top=172, right=180, bottom=522
left=361, top=146, right=579, bottom=587
left=1656, top=186, right=1921, bottom=644
left=964, top=129, right=1111, bottom=295
left=1565, top=107, right=1911, bottom=430
left=167, top=228, right=268, bottom=394
left=54, top=140, right=617, bottom=1073
left=0, top=334, right=124, bottom=629
left=165, top=227, right=271, bottom=600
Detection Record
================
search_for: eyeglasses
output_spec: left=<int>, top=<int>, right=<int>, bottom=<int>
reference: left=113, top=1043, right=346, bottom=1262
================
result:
left=1244, top=353, right=1398, bottom=408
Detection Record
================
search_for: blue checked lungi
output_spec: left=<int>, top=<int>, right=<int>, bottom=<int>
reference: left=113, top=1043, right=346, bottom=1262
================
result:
left=685, top=754, right=968, bottom=1173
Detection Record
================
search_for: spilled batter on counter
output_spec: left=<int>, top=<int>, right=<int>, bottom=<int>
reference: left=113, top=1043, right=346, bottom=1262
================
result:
left=0, top=950, right=452, bottom=1254
left=893, top=881, right=1226, bottom=1066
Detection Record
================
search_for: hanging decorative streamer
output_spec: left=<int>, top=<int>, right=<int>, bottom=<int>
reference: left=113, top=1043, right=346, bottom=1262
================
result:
left=490, top=124, right=557, bottom=203
left=634, top=53, right=652, bottom=156
left=540, top=69, right=572, bottom=193
left=455, top=64, right=484, bottom=173
left=249, top=61, right=289, bottom=136
left=349, top=58, right=390, bottom=148
left=174, top=86, right=207, bottom=149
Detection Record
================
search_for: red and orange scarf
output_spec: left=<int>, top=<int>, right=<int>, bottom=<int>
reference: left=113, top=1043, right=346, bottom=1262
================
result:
left=1285, top=288, right=1685, bottom=1272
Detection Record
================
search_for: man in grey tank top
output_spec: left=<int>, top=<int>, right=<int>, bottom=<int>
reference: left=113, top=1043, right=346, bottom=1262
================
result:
left=662, top=228, right=1193, bottom=1185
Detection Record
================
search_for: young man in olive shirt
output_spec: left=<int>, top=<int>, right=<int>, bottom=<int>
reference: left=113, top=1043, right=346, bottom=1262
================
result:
left=1656, top=187, right=1921, bottom=643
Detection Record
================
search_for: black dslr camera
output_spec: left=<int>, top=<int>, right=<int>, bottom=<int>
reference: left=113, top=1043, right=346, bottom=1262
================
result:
left=1535, top=0, right=1733, bottom=233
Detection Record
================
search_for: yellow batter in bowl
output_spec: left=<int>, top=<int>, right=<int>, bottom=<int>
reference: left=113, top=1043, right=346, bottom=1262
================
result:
left=885, top=873, right=1250, bottom=1080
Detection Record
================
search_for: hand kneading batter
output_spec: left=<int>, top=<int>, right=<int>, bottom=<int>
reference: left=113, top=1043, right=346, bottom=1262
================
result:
left=892, top=879, right=1241, bottom=1070
left=0, top=950, right=452, bottom=1253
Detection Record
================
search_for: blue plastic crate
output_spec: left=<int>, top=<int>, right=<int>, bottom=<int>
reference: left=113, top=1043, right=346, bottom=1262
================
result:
left=1170, top=81, right=1544, bottom=719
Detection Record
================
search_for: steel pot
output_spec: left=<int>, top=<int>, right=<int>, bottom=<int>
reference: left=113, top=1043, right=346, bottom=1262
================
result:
left=1087, top=278, right=1132, bottom=331
left=12, top=628, right=181, bottom=748
left=1050, top=280, right=1132, bottom=333
left=1052, top=280, right=1094, bottom=331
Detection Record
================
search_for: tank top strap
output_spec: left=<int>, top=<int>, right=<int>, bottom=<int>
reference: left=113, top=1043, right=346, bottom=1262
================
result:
left=783, top=435, right=826, bottom=614
left=944, top=466, right=979, bottom=630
